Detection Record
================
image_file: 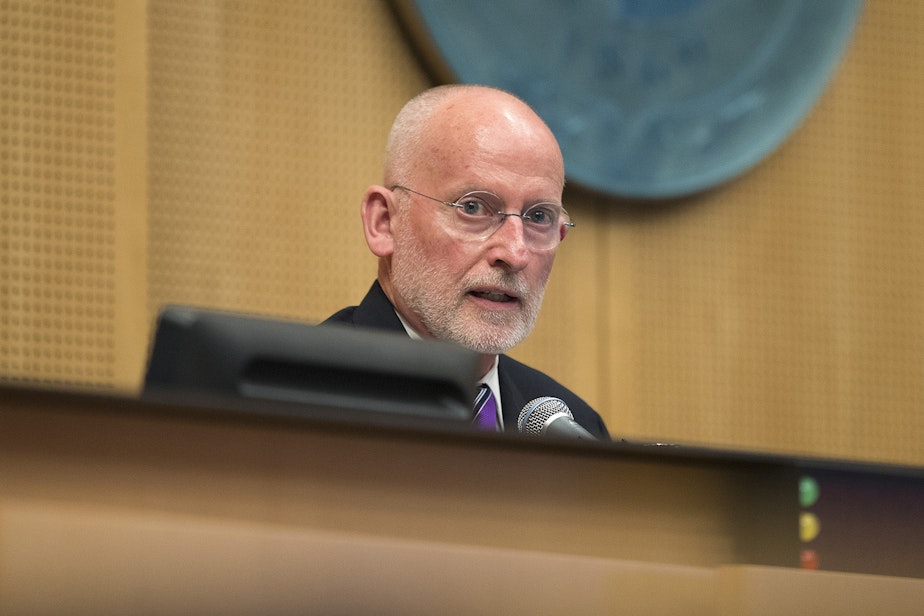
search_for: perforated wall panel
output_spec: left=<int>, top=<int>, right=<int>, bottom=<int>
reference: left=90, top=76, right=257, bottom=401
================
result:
left=147, top=0, right=426, bottom=324
left=1, top=0, right=119, bottom=388
left=3, top=0, right=923, bottom=466
left=621, top=1, right=924, bottom=464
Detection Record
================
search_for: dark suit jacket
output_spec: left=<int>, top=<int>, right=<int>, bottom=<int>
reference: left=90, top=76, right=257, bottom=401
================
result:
left=323, top=281, right=609, bottom=439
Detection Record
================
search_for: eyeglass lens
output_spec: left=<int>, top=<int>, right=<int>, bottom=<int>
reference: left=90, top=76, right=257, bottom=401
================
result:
left=450, top=192, right=566, bottom=248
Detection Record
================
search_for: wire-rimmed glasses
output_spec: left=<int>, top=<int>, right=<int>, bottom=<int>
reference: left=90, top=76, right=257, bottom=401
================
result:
left=391, top=185, right=574, bottom=250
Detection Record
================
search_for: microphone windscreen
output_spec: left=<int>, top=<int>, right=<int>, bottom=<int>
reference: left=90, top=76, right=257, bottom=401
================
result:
left=517, top=396, right=573, bottom=435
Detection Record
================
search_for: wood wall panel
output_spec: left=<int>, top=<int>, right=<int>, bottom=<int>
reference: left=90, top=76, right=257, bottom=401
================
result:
left=0, top=0, right=147, bottom=391
left=2, top=0, right=922, bottom=466
left=617, top=1, right=924, bottom=464
left=146, top=0, right=426, bottom=326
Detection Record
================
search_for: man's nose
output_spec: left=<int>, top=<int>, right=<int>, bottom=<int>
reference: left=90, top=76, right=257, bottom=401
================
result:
left=485, top=214, right=530, bottom=271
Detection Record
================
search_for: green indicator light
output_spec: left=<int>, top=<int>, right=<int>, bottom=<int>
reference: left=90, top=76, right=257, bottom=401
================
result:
left=799, top=475, right=820, bottom=508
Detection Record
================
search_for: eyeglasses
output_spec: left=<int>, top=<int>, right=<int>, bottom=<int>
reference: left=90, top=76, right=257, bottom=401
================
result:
left=391, top=185, right=574, bottom=250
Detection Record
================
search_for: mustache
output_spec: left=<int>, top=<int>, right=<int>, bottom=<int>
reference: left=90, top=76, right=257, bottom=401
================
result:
left=464, top=272, right=530, bottom=299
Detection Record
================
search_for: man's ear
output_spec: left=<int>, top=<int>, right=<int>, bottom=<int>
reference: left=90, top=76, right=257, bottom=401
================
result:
left=361, top=185, right=395, bottom=257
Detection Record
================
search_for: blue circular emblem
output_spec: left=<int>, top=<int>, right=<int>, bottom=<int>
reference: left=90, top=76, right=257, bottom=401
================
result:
left=393, top=0, right=864, bottom=199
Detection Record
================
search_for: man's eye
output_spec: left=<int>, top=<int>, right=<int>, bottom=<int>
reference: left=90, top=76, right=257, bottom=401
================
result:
left=458, top=198, right=491, bottom=216
left=524, top=206, right=556, bottom=226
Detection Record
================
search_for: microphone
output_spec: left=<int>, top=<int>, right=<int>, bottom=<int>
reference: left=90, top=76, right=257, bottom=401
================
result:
left=517, top=397, right=596, bottom=440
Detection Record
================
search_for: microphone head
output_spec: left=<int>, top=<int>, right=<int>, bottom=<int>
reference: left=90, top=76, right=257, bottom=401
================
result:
left=517, top=396, right=574, bottom=435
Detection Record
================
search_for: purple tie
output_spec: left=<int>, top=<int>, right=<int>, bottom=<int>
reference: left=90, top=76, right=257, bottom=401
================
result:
left=473, top=384, right=498, bottom=431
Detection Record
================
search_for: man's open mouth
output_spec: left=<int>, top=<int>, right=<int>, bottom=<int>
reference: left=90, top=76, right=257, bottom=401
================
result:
left=470, top=290, right=518, bottom=303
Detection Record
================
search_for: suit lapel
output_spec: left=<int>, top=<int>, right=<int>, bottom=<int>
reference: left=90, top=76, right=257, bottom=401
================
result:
left=352, top=281, right=406, bottom=333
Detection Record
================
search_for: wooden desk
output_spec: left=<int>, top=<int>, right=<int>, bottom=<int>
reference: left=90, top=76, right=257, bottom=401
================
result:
left=1, top=386, right=922, bottom=614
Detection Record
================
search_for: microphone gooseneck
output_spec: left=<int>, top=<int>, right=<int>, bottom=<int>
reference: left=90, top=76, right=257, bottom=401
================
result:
left=517, top=397, right=596, bottom=440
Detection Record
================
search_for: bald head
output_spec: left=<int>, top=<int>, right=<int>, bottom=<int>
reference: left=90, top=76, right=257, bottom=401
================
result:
left=383, top=85, right=564, bottom=190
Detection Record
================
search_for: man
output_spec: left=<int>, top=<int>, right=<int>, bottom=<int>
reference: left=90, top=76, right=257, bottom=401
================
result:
left=324, top=84, right=608, bottom=438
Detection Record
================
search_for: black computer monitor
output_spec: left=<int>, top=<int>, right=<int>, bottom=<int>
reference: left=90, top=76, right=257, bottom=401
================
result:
left=143, top=305, right=480, bottom=427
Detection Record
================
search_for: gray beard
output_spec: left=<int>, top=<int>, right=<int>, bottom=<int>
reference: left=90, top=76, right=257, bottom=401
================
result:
left=389, top=242, right=544, bottom=355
